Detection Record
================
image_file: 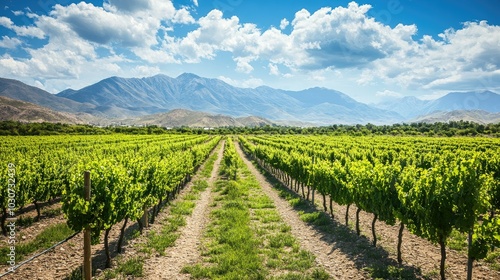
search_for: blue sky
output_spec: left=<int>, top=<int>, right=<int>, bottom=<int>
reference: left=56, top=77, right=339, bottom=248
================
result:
left=0, top=0, right=499, bottom=103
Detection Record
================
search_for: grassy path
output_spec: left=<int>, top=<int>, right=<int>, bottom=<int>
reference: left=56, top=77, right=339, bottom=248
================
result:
left=183, top=140, right=330, bottom=279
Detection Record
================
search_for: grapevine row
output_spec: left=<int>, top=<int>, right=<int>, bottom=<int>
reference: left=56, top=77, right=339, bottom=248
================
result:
left=239, top=135, right=500, bottom=280
left=0, top=134, right=220, bottom=268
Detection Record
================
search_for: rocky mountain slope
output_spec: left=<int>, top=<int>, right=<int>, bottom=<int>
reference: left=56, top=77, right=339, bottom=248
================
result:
left=127, top=109, right=274, bottom=128
left=0, top=96, right=85, bottom=123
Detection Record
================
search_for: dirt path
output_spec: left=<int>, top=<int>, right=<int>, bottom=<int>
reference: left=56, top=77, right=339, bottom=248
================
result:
left=234, top=142, right=368, bottom=279
left=144, top=141, right=224, bottom=279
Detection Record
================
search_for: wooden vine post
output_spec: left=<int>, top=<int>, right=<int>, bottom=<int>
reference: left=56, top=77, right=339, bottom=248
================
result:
left=83, top=171, right=92, bottom=280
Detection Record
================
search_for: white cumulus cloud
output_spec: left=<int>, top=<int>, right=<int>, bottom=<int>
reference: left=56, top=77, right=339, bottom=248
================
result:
left=269, top=63, right=280, bottom=76
left=280, top=18, right=289, bottom=30
left=0, top=16, right=45, bottom=38
left=0, top=36, right=22, bottom=49
left=361, top=20, right=500, bottom=91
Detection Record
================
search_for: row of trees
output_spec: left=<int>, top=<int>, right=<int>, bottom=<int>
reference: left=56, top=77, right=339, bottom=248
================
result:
left=1, top=120, right=499, bottom=137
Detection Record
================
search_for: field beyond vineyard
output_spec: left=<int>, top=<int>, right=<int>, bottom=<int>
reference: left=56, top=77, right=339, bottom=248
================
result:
left=0, top=134, right=499, bottom=279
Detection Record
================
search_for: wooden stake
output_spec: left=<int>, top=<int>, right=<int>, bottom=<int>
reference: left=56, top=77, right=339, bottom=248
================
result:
left=83, top=171, right=92, bottom=280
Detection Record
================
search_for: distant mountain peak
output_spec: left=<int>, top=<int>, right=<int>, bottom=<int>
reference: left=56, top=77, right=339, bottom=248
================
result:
left=57, top=88, right=77, bottom=97
left=146, top=73, right=169, bottom=79
left=400, top=96, right=422, bottom=101
left=106, top=76, right=122, bottom=81
left=176, top=73, right=201, bottom=80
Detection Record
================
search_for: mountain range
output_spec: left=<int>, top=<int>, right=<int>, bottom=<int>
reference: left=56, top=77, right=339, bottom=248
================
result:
left=1, top=74, right=500, bottom=126
left=374, top=91, right=500, bottom=119
left=410, top=110, right=500, bottom=124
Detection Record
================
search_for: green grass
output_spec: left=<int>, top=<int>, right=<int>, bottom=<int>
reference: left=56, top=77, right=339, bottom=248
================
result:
left=201, top=149, right=220, bottom=178
left=288, top=197, right=308, bottom=208
left=102, top=257, right=144, bottom=279
left=42, top=207, right=62, bottom=218
left=115, top=257, right=144, bottom=277
left=448, top=229, right=467, bottom=251
left=183, top=179, right=267, bottom=279
left=254, top=209, right=282, bottom=223
left=141, top=161, right=214, bottom=257
left=183, top=144, right=269, bottom=278
left=193, top=180, right=210, bottom=192
left=147, top=230, right=180, bottom=255
left=183, top=193, right=200, bottom=201
left=64, top=268, right=83, bottom=280
left=145, top=204, right=191, bottom=255
left=484, top=250, right=500, bottom=271
left=268, top=233, right=296, bottom=248
left=298, top=212, right=330, bottom=227
left=0, top=222, right=74, bottom=263
left=365, top=264, right=419, bottom=280
left=249, top=194, right=275, bottom=209
left=16, top=215, right=35, bottom=227
left=269, top=268, right=330, bottom=280
left=184, top=144, right=331, bottom=279
left=170, top=201, right=196, bottom=216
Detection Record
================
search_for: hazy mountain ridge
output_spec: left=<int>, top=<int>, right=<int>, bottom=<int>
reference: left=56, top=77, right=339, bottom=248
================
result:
left=0, top=77, right=96, bottom=113
left=374, top=96, right=430, bottom=118
left=422, top=91, right=500, bottom=115
left=1, top=74, right=499, bottom=126
left=374, top=91, right=500, bottom=119
left=56, top=73, right=401, bottom=124
left=410, top=110, right=500, bottom=124
left=127, top=109, right=274, bottom=128
left=0, top=95, right=274, bottom=127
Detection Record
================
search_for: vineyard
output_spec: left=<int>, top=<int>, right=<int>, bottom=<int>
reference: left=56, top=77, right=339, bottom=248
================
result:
left=240, top=135, right=500, bottom=279
left=0, top=133, right=499, bottom=279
